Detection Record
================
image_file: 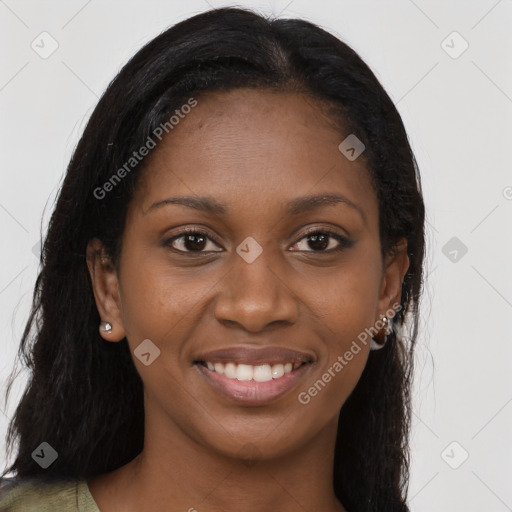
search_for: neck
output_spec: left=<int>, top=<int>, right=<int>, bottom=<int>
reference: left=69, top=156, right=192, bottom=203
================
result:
left=88, top=401, right=347, bottom=512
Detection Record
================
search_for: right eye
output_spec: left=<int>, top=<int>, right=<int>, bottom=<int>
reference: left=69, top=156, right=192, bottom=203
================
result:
left=164, top=228, right=223, bottom=253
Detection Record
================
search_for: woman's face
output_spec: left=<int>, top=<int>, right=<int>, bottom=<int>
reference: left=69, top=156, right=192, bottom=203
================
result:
left=88, top=88, right=408, bottom=461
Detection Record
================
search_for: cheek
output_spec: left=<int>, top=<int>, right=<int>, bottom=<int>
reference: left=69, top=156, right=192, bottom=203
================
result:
left=117, top=248, right=225, bottom=363
left=116, top=250, right=197, bottom=344
left=296, top=289, right=373, bottom=423
left=295, top=252, right=381, bottom=410
left=306, top=257, right=382, bottom=343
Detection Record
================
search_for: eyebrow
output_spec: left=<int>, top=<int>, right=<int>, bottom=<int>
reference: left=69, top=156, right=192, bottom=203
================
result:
left=147, top=193, right=366, bottom=224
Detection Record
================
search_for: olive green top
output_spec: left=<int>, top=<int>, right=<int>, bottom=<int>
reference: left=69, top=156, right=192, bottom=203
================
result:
left=0, top=478, right=100, bottom=512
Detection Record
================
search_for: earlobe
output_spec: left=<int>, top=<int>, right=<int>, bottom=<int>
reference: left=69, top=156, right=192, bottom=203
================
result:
left=86, top=238, right=126, bottom=342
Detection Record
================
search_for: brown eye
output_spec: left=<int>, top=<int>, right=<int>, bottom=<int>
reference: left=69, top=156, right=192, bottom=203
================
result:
left=291, top=230, right=353, bottom=253
left=165, top=229, right=223, bottom=253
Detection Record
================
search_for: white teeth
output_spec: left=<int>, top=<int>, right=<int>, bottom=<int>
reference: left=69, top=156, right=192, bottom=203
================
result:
left=272, top=364, right=284, bottom=379
left=203, top=361, right=304, bottom=381
left=253, top=365, right=273, bottom=382
left=224, top=362, right=237, bottom=379
left=236, top=364, right=253, bottom=381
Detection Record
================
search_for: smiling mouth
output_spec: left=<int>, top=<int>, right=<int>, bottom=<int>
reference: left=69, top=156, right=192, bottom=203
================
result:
left=194, top=359, right=313, bottom=405
left=195, top=360, right=309, bottom=382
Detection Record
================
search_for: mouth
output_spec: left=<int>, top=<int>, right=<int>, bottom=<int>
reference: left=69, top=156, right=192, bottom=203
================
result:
left=194, top=360, right=308, bottom=381
left=194, top=361, right=313, bottom=406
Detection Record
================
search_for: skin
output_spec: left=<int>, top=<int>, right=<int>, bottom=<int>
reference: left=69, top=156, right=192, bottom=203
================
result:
left=86, top=88, right=409, bottom=512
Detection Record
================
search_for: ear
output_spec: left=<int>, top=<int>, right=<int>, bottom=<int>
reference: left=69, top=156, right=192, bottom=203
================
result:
left=375, top=237, right=410, bottom=322
left=86, top=238, right=126, bottom=342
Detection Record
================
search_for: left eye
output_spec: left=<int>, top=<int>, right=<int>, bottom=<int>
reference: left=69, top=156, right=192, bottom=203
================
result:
left=291, top=230, right=352, bottom=252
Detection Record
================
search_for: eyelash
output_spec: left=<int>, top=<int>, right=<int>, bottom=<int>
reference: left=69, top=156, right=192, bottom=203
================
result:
left=164, top=227, right=353, bottom=254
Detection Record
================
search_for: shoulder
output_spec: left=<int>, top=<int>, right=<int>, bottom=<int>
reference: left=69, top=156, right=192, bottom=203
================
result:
left=0, top=476, right=99, bottom=512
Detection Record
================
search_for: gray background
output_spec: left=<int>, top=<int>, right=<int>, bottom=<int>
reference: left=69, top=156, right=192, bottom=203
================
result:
left=1, top=1, right=511, bottom=510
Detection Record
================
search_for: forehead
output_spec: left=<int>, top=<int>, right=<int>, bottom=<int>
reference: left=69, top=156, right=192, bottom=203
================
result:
left=131, top=88, right=377, bottom=226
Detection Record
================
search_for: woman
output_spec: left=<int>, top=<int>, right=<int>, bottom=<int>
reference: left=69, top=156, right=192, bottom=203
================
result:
left=0, top=6, right=425, bottom=512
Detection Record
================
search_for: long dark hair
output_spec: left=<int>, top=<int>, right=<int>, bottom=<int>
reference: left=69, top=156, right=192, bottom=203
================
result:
left=1, top=7, right=425, bottom=511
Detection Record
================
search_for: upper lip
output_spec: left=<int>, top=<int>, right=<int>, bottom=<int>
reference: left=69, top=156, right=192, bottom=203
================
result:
left=193, top=346, right=315, bottom=366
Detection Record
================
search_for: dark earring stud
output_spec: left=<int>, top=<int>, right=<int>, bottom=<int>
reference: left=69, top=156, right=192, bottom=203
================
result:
left=370, top=316, right=392, bottom=351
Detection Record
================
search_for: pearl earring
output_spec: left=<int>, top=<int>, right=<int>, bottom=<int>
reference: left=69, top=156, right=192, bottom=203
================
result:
left=99, top=321, right=112, bottom=335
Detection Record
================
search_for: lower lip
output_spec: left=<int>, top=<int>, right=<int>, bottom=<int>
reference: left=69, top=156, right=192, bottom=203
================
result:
left=195, top=363, right=312, bottom=406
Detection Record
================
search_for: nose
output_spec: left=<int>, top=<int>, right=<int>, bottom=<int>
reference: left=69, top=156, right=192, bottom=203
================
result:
left=213, top=245, right=299, bottom=333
